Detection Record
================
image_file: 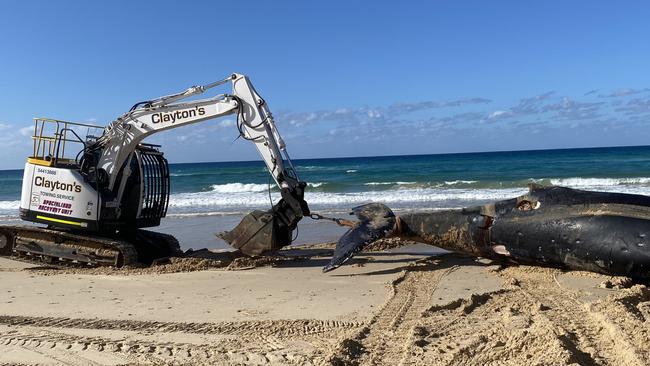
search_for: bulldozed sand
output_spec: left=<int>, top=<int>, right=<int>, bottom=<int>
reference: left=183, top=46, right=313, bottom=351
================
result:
left=0, top=241, right=648, bottom=365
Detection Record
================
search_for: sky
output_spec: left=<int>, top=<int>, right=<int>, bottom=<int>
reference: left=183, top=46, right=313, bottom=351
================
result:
left=0, top=1, right=649, bottom=169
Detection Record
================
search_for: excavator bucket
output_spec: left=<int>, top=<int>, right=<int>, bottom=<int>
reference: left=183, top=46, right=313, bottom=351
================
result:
left=219, top=209, right=289, bottom=256
left=219, top=186, right=309, bottom=256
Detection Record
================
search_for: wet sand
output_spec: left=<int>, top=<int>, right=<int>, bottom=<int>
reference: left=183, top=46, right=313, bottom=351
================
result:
left=156, top=214, right=351, bottom=251
left=0, top=241, right=648, bottom=365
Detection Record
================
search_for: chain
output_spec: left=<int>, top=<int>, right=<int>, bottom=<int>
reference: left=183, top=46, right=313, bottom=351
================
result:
left=309, top=213, right=356, bottom=228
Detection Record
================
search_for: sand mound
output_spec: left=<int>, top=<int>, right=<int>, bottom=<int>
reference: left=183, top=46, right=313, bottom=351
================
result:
left=19, top=238, right=419, bottom=277
left=26, top=248, right=301, bottom=276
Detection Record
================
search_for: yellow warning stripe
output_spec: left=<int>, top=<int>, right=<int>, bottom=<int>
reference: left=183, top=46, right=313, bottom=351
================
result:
left=27, top=157, right=53, bottom=167
left=36, top=215, right=86, bottom=227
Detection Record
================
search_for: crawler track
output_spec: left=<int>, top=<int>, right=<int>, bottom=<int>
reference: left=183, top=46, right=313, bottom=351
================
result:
left=0, top=225, right=180, bottom=268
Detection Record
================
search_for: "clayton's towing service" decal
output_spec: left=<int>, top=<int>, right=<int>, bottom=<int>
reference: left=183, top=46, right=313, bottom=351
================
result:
left=34, top=176, right=82, bottom=193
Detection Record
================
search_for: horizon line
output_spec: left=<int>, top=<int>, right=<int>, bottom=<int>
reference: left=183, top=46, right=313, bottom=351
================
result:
left=167, top=143, right=650, bottom=166
left=0, top=143, right=648, bottom=171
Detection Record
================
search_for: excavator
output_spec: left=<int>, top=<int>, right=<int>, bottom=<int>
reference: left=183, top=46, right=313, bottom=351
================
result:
left=0, top=73, right=310, bottom=267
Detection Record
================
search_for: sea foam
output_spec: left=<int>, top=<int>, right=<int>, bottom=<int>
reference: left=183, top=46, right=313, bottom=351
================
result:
left=549, top=177, right=650, bottom=187
left=3, top=176, right=649, bottom=217
left=209, top=183, right=269, bottom=193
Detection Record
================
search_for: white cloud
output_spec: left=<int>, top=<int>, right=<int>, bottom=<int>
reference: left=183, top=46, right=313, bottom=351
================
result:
left=219, top=119, right=234, bottom=128
left=0, top=123, right=13, bottom=130
left=599, top=88, right=649, bottom=98
left=488, top=110, right=510, bottom=119
left=366, top=109, right=382, bottom=119
left=276, top=97, right=491, bottom=128
left=482, top=110, right=513, bottom=123
left=19, top=126, right=33, bottom=137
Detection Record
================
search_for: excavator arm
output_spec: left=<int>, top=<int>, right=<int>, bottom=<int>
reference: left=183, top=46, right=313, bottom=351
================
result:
left=88, top=73, right=309, bottom=255
left=95, top=73, right=300, bottom=193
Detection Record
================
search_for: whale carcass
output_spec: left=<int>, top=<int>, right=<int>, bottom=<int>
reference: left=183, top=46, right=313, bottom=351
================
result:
left=324, top=185, right=650, bottom=281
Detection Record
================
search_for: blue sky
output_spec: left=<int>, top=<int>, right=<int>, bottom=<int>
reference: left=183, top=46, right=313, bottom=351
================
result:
left=0, top=1, right=649, bottom=169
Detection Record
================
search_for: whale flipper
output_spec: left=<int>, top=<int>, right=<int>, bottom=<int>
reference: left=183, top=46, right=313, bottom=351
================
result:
left=323, top=203, right=396, bottom=273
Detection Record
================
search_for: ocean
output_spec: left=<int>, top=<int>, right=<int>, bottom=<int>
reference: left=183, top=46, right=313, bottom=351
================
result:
left=1, top=146, right=650, bottom=221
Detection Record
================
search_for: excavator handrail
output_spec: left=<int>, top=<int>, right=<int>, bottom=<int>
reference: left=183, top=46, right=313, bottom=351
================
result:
left=29, top=118, right=103, bottom=167
left=33, top=117, right=103, bottom=129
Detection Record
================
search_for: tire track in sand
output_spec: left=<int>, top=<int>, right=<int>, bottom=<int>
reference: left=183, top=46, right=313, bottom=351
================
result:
left=401, top=266, right=648, bottom=366
left=326, top=256, right=649, bottom=366
left=0, top=325, right=328, bottom=365
left=326, top=258, right=457, bottom=366
left=0, top=328, right=303, bottom=365
left=0, top=315, right=362, bottom=365
left=0, top=315, right=361, bottom=338
left=499, top=267, right=648, bottom=366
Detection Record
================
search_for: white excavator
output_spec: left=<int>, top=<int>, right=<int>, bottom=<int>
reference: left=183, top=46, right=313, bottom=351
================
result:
left=0, top=73, right=310, bottom=267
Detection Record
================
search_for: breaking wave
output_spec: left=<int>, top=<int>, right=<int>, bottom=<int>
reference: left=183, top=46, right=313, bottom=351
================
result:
left=365, top=181, right=417, bottom=186
left=209, top=183, right=269, bottom=193
left=165, top=176, right=650, bottom=215
left=0, top=200, right=21, bottom=217
left=2, top=176, right=649, bottom=217
left=364, top=180, right=479, bottom=188
left=444, top=180, right=479, bottom=185
left=548, top=177, right=650, bottom=187
left=0, top=200, right=20, bottom=210
left=166, top=187, right=531, bottom=214
left=360, top=177, right=650, bottom=190
left=208, top=182, right=325, bottom=193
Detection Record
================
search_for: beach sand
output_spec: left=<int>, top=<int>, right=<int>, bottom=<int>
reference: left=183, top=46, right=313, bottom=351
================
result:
left=0, top=240, right=648, bottom=365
